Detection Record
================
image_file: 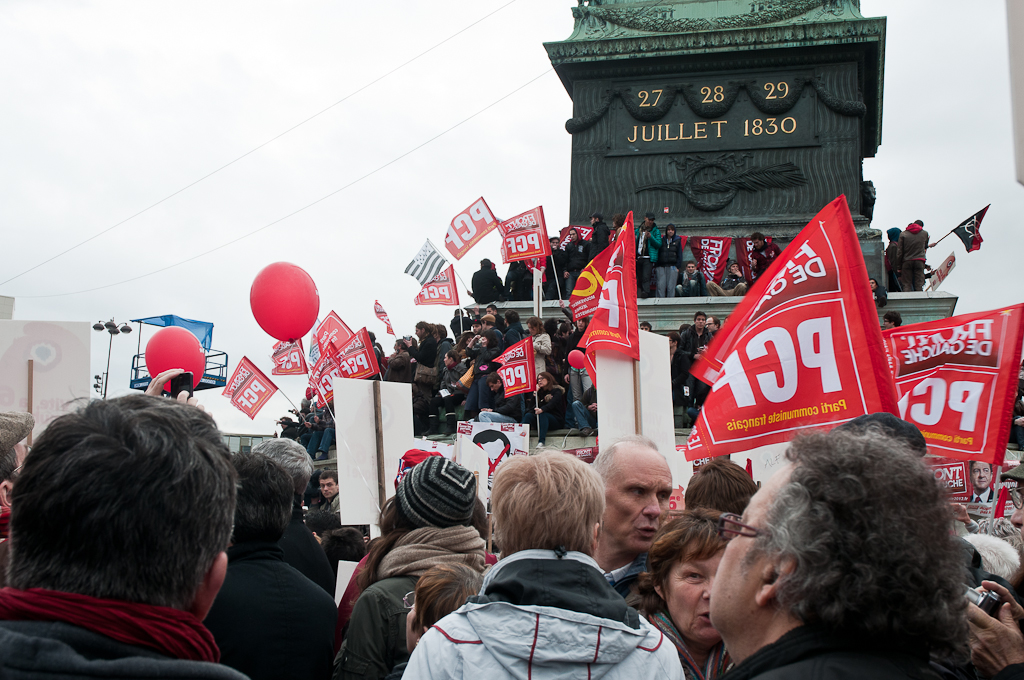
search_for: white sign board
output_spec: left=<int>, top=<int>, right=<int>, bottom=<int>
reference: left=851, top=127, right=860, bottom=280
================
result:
left=0, top=320, right=91, bottom=440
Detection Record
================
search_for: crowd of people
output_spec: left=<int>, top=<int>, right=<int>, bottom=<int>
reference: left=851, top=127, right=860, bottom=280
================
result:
left=479, top=214, right=783, bottom=304
left=6, top=388, right=1024, bottom=680
left=271, top=305, right=732, bottom=447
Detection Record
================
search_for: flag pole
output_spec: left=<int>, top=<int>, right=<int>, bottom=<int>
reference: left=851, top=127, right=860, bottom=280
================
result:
left=930, top=229, right=956, bottom=248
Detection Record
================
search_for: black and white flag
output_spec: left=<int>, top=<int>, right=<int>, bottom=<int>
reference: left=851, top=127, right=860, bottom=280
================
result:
left=405, top=240, right=448, bottom=285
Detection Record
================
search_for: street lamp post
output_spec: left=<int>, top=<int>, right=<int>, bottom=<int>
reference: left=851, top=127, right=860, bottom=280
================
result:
left=92, top=319, right=132, bottom=400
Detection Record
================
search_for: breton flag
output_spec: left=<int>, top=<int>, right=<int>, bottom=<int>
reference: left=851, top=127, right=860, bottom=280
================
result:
left=405, top=240, right=448, bottom=286
left=952, top=205, right=989, bottom=253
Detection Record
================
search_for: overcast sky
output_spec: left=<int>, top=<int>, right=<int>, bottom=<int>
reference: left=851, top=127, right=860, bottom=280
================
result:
left=1, top=0, right=1020, bottom=435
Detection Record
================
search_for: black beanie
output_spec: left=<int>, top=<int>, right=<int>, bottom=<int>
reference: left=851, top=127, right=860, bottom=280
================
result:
left=396, top=457, right=476, bottom=528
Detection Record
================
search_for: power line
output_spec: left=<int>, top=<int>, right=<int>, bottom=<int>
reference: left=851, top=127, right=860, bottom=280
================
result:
left=0, top=0, right=521, bottom=289
left=19, top=69, right=554, bottom=299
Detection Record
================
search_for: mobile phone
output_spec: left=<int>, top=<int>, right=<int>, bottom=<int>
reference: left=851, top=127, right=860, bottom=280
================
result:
left=168, top=372, right=194, bottom=399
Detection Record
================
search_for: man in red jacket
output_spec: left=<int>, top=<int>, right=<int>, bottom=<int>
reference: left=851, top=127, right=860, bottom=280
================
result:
left=749, top=232, right=782, bottom=282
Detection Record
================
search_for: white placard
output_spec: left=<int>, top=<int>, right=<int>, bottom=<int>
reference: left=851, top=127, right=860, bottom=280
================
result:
left=638, top=330, right=681, bottom=488
left=335, top=559, right=360, bottom=605
left=0, top=320, right=91, bottom=439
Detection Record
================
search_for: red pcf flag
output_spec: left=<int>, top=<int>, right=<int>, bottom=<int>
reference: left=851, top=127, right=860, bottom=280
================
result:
left=499, top=207, right=551, bottom=264
left=444, top=197, right=499, bottom=260
left=690, top=237, right=732, bottom=284
left=374, top=300, right=395, bottom=336
left=271, top=339, right=308, bottom=376
left=309, top=352, right=342, bottom=404
left=684, top=197, right=899, bottom=461
left=223, top=357, right=278, bottom=420
left=336, top=328, right=381, bottom=380
left=580, top=212, right=640, bottom=383
left=496, top=337, right=537, bottom=398
left=882, top=304, right=1024, bottom=466
left=314, top=311, right=354, bottom=359
left=414, top=265, right=460, bottom=306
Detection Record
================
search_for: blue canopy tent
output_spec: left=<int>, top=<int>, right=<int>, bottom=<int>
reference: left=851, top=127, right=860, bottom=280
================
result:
left=129, top=315, right=228, bottom=391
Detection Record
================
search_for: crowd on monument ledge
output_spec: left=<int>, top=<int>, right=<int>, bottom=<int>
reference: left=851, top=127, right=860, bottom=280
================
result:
left=6, top=386, right=1024, bottom=680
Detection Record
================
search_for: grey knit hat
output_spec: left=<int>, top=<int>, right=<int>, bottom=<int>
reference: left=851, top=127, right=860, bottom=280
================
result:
left=395, top=456, right=476, bottom=528
left=1, top=411, right=34, bottom=460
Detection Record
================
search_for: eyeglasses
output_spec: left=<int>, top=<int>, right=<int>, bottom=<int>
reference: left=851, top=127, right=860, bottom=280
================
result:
left=717, top=513, right=765, bottom=540
left=1011, top=488, right=1024, bottom=510
left=402, top=591, right=415, bottom=609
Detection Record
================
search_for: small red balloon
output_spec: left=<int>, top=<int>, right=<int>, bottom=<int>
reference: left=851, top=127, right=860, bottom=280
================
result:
left=250, top=262, right=320, bottom=341
left=568, top=349, right=586, bottom=370
left=145, top=326, right=206, bottom=389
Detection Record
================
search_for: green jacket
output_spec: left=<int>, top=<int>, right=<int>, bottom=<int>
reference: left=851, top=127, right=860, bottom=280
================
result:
left=334, top=574, right=418, bottom=680
left=634, top=225, right=662, bottom=264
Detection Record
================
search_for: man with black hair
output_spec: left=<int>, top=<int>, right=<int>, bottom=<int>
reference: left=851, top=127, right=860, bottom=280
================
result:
left=749, top=232, right=781, bottom=282
left=0, top=394, right=246, bottom=678
left=477, top=373, right=522, bottom=424
left=204, top=453, right=337, bottom=680
left=254, top=439, right=335, bottom=596
left=320, top=528, right=368, bottom=577
left=883, top=310, right=903, bottom=329
left=589, top=212, right=610, bottom=258
left=471, top=259, right=504, bottom=304
left=320, top=469, right=340, bottom=514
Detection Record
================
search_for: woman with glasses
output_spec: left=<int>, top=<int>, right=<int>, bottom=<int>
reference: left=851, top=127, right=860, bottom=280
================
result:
left=636, top=509, right=732, bottom=680
left=386, top=564, right=483, bottom=679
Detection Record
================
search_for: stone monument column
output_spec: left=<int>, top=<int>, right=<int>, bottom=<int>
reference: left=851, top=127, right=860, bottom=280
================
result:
left=544, top=0, right=887, bottom=280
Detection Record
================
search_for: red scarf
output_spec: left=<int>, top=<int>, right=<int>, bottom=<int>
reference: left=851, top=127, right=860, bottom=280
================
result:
left=0, top=509, right=9, bottom=540
left=0, top=587, right=220, bottom=663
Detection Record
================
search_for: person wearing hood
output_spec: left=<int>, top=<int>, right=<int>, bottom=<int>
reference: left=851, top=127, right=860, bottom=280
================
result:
left=589, top=212, right=610, bottom=259
left=563, top=228, right=590, bottom=295
left=884, top=227, right=903, bottom=292
left=895, top=220, right=929, bottom=292
left=334, top=458, right=486, bottom=680
left=656, top=224, right=684, bottom=298
left=635, top=213, right=662, bottom=299
left=404, top=451, right=683, bottom=680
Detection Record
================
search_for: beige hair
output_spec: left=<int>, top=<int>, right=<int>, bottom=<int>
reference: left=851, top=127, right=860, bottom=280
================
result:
left=492, top=450, right=605, bottom=556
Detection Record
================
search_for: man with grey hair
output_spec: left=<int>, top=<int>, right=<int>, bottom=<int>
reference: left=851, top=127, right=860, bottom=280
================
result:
left=254, top=439, right=335, bottom=595
left=591, top=435, right=673, bottom=597
left=710, top=429, right=967, bottom=678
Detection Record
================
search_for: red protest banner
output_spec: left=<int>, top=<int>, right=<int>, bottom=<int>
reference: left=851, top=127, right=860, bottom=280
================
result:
left=271, top=339, right=308, bottom=376
left=309, top=351, right=342, bottom=404
left=414, top=265, right=460, bottom=306
left=444, top=197, right=499, bottom=260
left=684, top=197, right=898, bottom=461
left=690, top=236, right=733, bottom=284
left=499, top=207, right=550, bottom=264
left=336, top=328, right=381, bottom=380
left=374, top=300, right=395, bottom=336
left=581, top=213, right=640, bottom=383
left=882, top=305, right=1024, bottom=466
left=314, top=311, right=354, bottom=360
left=735, top=237, right=773, bottom=284
left=568, top=243, right=614, bottom=321
left=558, top=225, right=593, bottom=249
left=495, top=337, right=537, bottom=398
left=223, top=357, right=278, bottom=420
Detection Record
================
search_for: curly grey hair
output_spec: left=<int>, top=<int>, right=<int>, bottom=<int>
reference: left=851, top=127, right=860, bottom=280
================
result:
left=751, top=429, right=967, bottom=656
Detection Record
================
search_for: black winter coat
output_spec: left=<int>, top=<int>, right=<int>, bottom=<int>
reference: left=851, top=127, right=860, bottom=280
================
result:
left=504, top=322, right=525, bottom=348
left=204, top=541, right=338, bottom=680
left=564, top=241, right=589, bottom=271
left=491, top=384, right=523, bottom=420
left=546, top=249, right=568, bottom=280
left=723, top=625, right=942, bottom=680
left=406, top=336, right=437, bottom=369
left=278, top=495, right=337, bottom=595
left=471, top=268, right=504, bottom=304
left=680, top=326, right=714, bottom=363
left=590, top=221, right=610, bottom=258
left=0, top=621, right=247, bottom=679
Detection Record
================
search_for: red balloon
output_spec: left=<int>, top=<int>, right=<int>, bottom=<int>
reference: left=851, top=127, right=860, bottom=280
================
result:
left=250, top=262, right=320, bottom=341
left=145, top=327, right=206, bottom=389
left=568, top=349, right=586, bottom=370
